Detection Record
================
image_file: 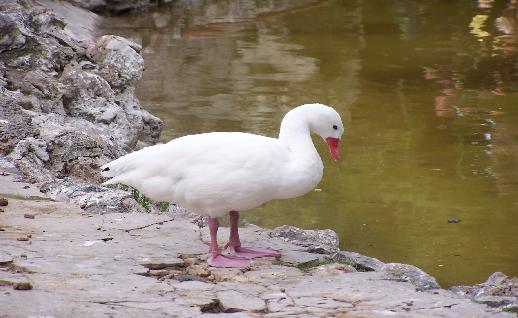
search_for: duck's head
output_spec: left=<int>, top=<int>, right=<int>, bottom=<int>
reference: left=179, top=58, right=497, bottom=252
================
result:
left=280, top=103, right=345, bottom=160
left=305, top=104, right=344, bottom=161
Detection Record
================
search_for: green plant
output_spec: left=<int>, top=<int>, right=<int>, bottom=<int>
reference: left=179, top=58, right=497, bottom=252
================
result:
left=119, top=184, right=170, bottom=213
left=159, top=202, right=170, bottom=212
left=131, top=187, right=151, bottom=212
left=503, top=306, right=518, bottom=315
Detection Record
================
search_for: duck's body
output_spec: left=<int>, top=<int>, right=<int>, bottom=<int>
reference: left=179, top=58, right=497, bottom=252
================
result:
left=102, top=132, right=323, bottom=217
left=101, top=103, right=344, bottom=268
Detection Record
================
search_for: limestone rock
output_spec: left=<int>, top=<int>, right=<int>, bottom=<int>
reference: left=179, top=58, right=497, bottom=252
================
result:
left=450, top=272, right=518, bottom=308
left=0, top=0, right=161, bottom=212
left=332, top=250, right=385, bottom=271
left=66, top=0, right=154, bottom=14
left=269, top=225, right=339, bottom=254
left=381, top=262, right=440, bottom=290
left=87, top=35, right=144, bottom=89
left=309, top=263, right=357, bottom=276
left=39, top=178, right=150, bottom=213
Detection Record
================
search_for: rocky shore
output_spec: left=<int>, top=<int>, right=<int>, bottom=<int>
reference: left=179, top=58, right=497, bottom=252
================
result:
left=1, top=174, right=517, bottom=317
left=1, top=1, right=517, bottom=317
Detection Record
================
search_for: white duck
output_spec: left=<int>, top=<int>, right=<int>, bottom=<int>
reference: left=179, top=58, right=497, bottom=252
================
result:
left=101, top=103, right=344, bottom=268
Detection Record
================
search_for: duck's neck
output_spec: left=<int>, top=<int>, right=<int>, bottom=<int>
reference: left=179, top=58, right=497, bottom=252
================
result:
left=278, top=107, right=318, bottom=155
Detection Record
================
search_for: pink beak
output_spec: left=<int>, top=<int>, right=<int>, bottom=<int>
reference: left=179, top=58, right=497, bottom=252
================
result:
left=326, top=137, right=340, bottom=161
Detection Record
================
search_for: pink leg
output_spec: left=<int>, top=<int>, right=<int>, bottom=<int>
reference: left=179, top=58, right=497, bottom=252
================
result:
left=226, top=211, right=280, bottom=259
left=207, top=217, right=250, bottom=268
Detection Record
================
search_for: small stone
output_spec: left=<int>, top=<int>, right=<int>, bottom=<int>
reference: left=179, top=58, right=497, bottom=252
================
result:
left=381, top=263, right=440, bottom=290
left=0, top=253, right=14, bottom=265
left=138, top=257, right=184, bottom=270
left=0, top=198, right=8, bottom=206
left=13, top=282, right=32, bottom=290
left=23, top=185, right=30, bottom=189
left=270, top=225, right=339, bottom=254
left=207, top=275, right=215, bottom=281
left=448, top=219, right=461, bottom=224
left=187, top=264, right=210, bottom=277
left=210, top=268, right=244, bottom=282
left=217, top=290, right=266, bottom=312
left=16, top=236, right=30, bottom=241
left=148, top=270, right=170, bottom=278
left=23, top=213, right=35, bottom=219
left=175, top=275, right=211, bottom=283
left=0, top=208, right=4, bottom=212
left=332, top=251, right=385, bottom=271
left=310, top=263, right=357, bottom=276
left=183, top=257, right=198, bottom=266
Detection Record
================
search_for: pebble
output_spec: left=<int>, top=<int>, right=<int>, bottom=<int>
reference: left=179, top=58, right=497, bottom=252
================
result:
left=138, top=257, right=185, bottom=270
left=0, top=198, right=8, bottom=206
left=16, top=236, right=30, bottom=241
left=187, top=264, right=210, bottom=277
left=0, top=208, right=4, bottom=212
left=23, top=214, right=35, bottom=219
left=13, top=282, right=33, bottom=290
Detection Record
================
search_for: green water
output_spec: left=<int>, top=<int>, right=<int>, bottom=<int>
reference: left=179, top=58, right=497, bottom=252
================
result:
left=102, top=0, right=518, bottom=287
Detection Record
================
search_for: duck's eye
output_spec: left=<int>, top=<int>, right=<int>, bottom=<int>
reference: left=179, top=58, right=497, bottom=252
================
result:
left=332, top=125, right=338, bottom=130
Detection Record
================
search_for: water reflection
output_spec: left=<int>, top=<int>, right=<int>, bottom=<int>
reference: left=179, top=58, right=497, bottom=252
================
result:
left=99, top=0, right=518, bottom=286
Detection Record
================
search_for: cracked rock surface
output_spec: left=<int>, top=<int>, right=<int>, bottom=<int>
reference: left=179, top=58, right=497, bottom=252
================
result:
left=1, top=175, right=514, bottom=318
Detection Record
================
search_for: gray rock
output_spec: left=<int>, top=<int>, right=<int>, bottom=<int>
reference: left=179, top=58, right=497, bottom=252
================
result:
left=66, top=0, right=154, bottom=14
left=40, top=178, right=149, bottom=213
left=450, top=272, right=518, bottom=308
left=381, top=262, right=440, bottom=290
left=332, top=250, right=385, bottom=271
left=0, top=95, right=38, bottom=156
left=269, top=225, right=339, bottom=254
left=86, top=35, right=144, bottom=89
left=0, top=0, right=161, bottom=212
left=0, top=252, right=14, bottom=265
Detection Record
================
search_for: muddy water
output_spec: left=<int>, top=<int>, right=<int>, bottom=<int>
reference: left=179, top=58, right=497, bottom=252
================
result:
left=101, top=0, right=518, bottom=286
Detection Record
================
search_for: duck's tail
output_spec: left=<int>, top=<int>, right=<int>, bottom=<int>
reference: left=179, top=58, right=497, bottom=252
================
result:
left=100, top=144, right=163, bottom=186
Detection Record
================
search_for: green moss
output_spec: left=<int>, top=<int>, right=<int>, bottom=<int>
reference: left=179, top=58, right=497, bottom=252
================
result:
left=503, top=306, right=518, bottom=315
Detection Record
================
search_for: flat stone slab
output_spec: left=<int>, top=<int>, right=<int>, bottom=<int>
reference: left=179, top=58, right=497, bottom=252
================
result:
left=0, top=175, right=514, bottom=318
